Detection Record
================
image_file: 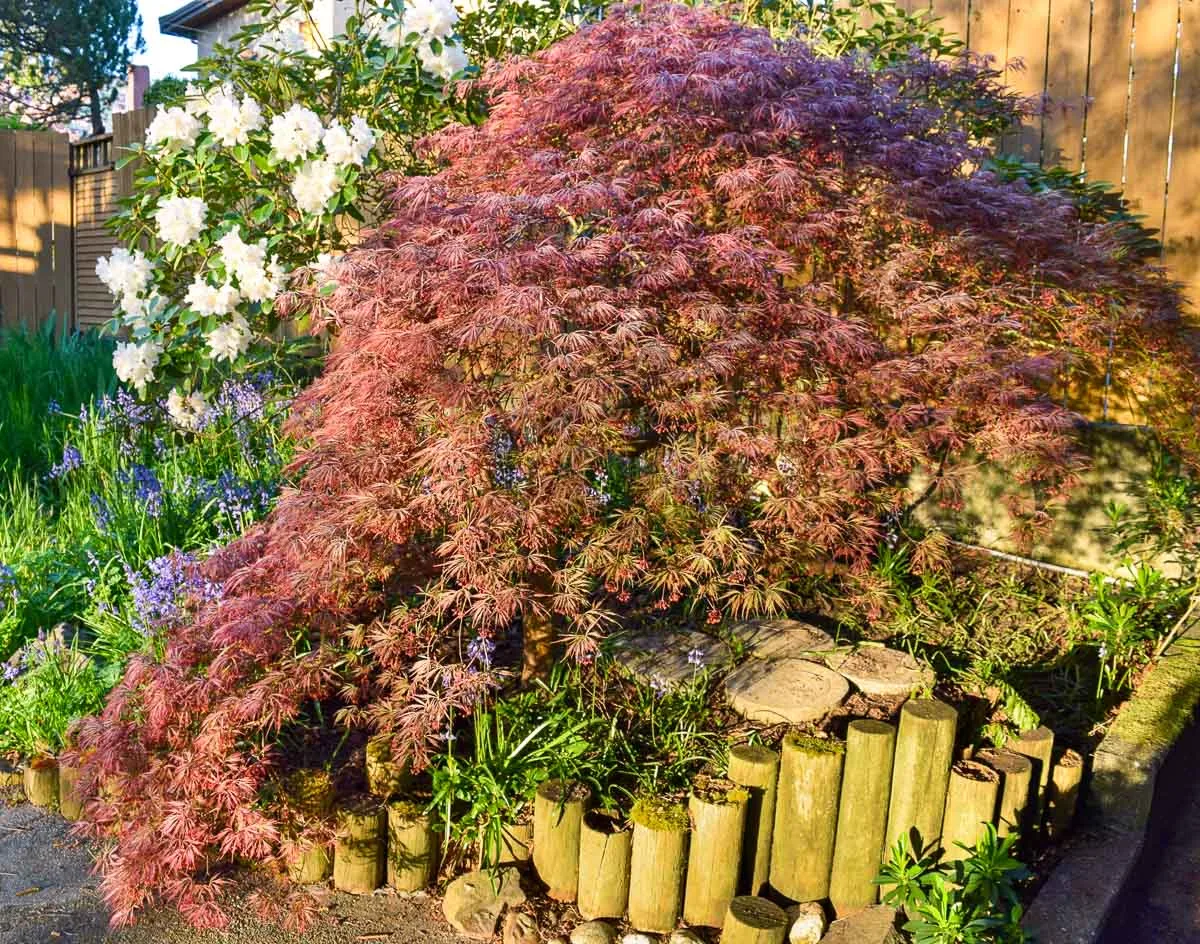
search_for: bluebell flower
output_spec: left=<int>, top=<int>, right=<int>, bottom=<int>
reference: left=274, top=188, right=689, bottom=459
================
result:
left=687, top=647, right=705, bottom=667
left=216, top=378, right=267, bottom=423
left=0, top=564, right=16, bottom=611
left=90, top=494, right=112, bottom=532
left=96, top=388, right=153, bottom=433
left=2, top=663, right=19, bottom=683
left=466, top=635, right=495, bottom=669
left=126, top=550, right=221, bottom=636
left=49, top=444, right=83, bottom=479
left=120, top=464, right=164, bottom=518
left=47, top=399, right=60, bottom=415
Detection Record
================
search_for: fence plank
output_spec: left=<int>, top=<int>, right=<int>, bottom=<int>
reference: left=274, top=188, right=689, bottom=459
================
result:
left=1121, top=0, right=1179, bottom=248
left=13, top=132, right=40, bottom=327
left=1165, top=0, right=1198, bottom=314
left=967, top=0, right=1011, bottom=81
left=1002, top=0, right=1051, bottom=159
left=930, top=0, right=968, bottom=40
left=0, top=132, right=16, bottom=328
left=1042, top=0, right=1092, bottom=169
left=50, top=133, right=72, bottom=327
left=1083, top=0, right=1134, bottom=187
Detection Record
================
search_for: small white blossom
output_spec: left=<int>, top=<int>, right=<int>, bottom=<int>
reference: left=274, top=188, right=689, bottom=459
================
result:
left=183, top=83, right=216, bottom=116
left=206, top=315, right=253, bottom=363
left=217, top=226, right=267, bottom=280
left=269, top=104, right=325, bottom=162
left=291, top=159, right=340, bottom=215
left=96, top=247, right=152, bottom=300
left=185, top=276, right=240, bottom=316
left=350, top=116, right=376, bottom=160
left=322, top=120, right=374, bottom=167
left=402, top=0, right=459, bottom=40
left=112, top=340, right=163, bottom=392
left=166, top=388, right=210, bottom=430
left=239, top=258, right=287, bottom=302
left=146, top=107, right=202, bottom=150
left=154, top=195, right=207, bottom=247
left=122, top=291, right=163, bottom=331
left=206, top=88, right=264, bottom=147
left=418, top=40, right=469, bottom=80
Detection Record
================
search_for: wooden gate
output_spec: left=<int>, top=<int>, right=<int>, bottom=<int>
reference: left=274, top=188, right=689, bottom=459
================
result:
left=0, top=130, right=73, bottom=330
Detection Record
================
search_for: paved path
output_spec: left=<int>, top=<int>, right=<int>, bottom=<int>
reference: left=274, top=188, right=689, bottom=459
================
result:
left=0, top=794, right=469, bottom=944
left=1099, top=714, right=1200, bottom=944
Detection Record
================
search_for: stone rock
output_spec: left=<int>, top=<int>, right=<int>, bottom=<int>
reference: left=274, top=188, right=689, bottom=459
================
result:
left=621, top=935, right=656, bottom=944
left=825, top=646, right=936, bottom=697
left=725, top=658, right=849, bottom=724
left=608, top=628, right=733, bottom=689
left=504, top=911, right=539, bottom=944
left=786, top=901, right=826, bottom=944
left=442, top=867, right=526, bottom=940
left=571, top=921, right=618, bottom=944
left=819, top=906, right=903, bottom=944
left=668, top=932, right=703, bottom=944
left=731, top=619, right=836, bottom=661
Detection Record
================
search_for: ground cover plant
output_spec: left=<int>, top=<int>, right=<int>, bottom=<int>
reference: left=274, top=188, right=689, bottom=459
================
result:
left=0, top=322, right=299, bottom=757
left=65, top=0, right=1200, bottom=929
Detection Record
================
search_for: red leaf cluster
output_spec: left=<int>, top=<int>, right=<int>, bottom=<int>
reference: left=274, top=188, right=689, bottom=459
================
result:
left=72, top=2, right=1198, bottom=927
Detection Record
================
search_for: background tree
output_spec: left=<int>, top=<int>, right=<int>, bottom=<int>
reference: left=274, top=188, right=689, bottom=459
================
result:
left=0, top=0, right=144, bottom=134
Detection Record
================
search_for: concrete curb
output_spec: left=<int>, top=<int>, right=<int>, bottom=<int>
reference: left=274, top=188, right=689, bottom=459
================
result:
left=1023, top=619, right=1200, bottom=943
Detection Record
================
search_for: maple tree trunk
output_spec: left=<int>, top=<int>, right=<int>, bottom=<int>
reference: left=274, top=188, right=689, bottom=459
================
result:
left=521, top=570, right=557, bottom=683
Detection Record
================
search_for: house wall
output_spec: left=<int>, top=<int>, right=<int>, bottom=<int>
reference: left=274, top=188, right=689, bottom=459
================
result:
left=194, top=0, right=356, bottom=58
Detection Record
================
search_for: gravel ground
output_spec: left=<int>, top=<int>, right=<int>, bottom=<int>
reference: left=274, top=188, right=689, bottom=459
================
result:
left=0, top=795, right=471, bottom=944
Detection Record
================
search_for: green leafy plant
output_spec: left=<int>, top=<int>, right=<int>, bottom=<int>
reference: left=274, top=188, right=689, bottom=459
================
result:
left=878, top=824, right=1032, bottom=944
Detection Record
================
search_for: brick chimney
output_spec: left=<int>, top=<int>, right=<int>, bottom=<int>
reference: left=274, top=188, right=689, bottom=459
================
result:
left=125, top=65, right=150, bottom=111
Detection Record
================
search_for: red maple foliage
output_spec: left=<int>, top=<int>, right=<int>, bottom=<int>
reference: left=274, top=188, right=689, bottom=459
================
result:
left=71, top=2, right=1198, bottom=927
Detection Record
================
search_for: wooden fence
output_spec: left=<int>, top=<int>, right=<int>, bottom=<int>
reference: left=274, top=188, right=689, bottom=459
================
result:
left=0, top=130, right=72, bottom=330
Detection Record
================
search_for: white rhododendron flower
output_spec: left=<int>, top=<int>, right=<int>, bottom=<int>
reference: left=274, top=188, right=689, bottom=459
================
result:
left=419, top=40, right=469, bottom=80
left=206, top=315, right=254, bottom=362
left=269, top=104, right=325, bottom=162
left=146, top=107, right=202, bottom=150
left=206, top=88, right=264, bottom=147
left=240, top=259, right=287, bottom=302
left=183, top=83, right=216, bottom=117
left=402, top=0, right=459, bottom=40
left=322, top=122, right=361, bottom=167
left=122, top=291, right=163, bottom=332
left=96, top=247, right=152, bottom=300
left=349, top=117, right=376, bottom=160
left=166, top=388, right=210, bottom=430
left=291, top=159, right=341, bottom=215
left=154, top=196, right=207, bottom=247
left=185, top=276, right=240, bottom=316
left=112, top=340, right=163, bottom=392
left=217, top=226, right=267, bottom=280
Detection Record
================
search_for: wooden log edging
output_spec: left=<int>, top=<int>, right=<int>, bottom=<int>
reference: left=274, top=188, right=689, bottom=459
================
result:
left=577, top=810, right=632, bottom=920
left=334, top=798, right=386, bottom=894
left=684, top=778, right=749, bottom=927
left=387, top=800, right=439, bottom=892
left=941, top=759, right=1000, bottom=860
left=627, top=796, right=689, bottom=933
left=1045, top=749, right=1085, bottom=840
left=976, top=748, right=1034, bottom=840
left=23, top=757, right=58, bottom=809
left=533, top=779, right=590, bottom=901
left=884, top=699, right=957, bottom=858
left=723, top=895, right=789, bottom=944
left=770, top=733, right=844, bottom=902
left=828, top=719, right=896, bottom=915
left=727, top=743, right=780, bottom=897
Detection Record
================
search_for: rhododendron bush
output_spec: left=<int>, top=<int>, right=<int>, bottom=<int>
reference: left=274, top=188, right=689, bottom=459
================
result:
left=97, top=0, right=597, bottom=417
left=73, top=2, right=1200, bottom=928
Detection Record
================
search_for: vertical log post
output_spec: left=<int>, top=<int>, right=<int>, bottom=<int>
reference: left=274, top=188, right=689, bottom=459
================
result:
left=334, top=798, right=386, bottom=894
left=627, top=796, right=690, bottom=933
left=533, top=779, right=590, bottom=902
left=577, top=810, right=632, bottom=920
left=828, top=719, right=896, bottom=915
left=883, top=699, right=957, bottom=859
left=722, top=895, right=789, bottom=944
left=684, top=778, right=749, bottom=927
left=727, top=743, right=780, bottom=896
left=1045, top=749, right=1085, bottom=839
left=23, top=756, right=58, bottom=809
left=58, top=762, right=84, bottom=821
left=770, top=734, right=844, bottom=902
left=498, top=820, right=533, bottom=866
left=1010, top=726, right=1055, bottom=832
left=366, top=735, right=411, bottom=799
left=285, top=769, right=335, bottom=885
left=940, top=760, right=1000, bottom=861
left=976, top=749, right=1034, bottom=840
left=387, top=799, right=439, bottom=892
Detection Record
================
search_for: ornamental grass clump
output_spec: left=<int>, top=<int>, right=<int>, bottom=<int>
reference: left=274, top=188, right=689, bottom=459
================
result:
left=73, top=2, right=1200, bottom=928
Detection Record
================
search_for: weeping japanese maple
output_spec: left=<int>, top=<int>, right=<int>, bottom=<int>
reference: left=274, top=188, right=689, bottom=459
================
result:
left=73, top=1, right=1198, bottom=928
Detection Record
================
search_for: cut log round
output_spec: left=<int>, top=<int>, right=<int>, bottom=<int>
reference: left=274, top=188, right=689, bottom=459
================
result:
left=1045, top=749, right=1085, bottom=839
left=976, top=749, right=1034, bottom=840
left=684, top=779, right=749, bottom=927
left=333, top=798, right=386, bottom=894
left=577, top=810, right=632, bottom=920
left=726, top=659, right=848, bottom=725
left=727, top=743, right=780, bottom=896
left=1009, top=726, right=1055, bottom=830
left=23, top=757, right=58, bottom=810
left=883, top=699, right=958, bottom=858
left=829, top=720, right=896, bottom=915
left=388, top=800, right=439, bottom=892
left=940, top=760, right=1000, bottom=861
left=770, top=734, right=844, bottom=902
left=58, top=763, right=85, bottom=821
left=627, top=797, right=690, bottom=933
left=722, top=895, right=788, bottom=944
left=826, top=647, right=936, bottom=697
left=288, top=843, right=332, bottom=883
left=533, top=779, right=590, bottom=901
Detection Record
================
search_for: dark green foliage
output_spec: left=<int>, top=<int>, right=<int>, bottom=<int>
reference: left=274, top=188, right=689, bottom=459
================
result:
left=142, top=75, right=188, bottom=110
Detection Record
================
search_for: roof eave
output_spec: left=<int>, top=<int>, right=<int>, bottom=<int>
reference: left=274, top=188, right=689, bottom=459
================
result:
left=159, top=0, right=249, bottom=39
